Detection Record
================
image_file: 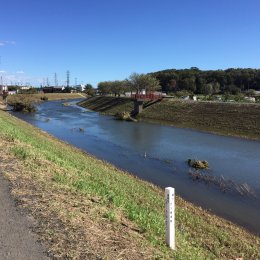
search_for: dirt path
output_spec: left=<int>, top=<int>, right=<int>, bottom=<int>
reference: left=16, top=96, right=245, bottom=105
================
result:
left=0, top=157, right=48, bottom=259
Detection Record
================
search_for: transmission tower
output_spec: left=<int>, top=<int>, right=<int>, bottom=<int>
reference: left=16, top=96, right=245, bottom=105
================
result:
left=66, top=70, right=70, bottom=87
left=54, top=73, right=58, bottom=87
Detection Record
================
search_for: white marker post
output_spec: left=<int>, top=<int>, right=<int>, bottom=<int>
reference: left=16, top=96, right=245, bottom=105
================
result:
left=165, top=187, right=175, bottom=250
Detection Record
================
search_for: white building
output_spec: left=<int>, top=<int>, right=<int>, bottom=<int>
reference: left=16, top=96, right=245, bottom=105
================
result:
left=20, top=86, right=31, bottom=90
left=0, top=85, right=8, bottom=94
left=8, top=91, right=17, bottom=95
left=75, top=84, right=85, bottom=92
left=244, top=96, right=256, bottom=102
left=192, top=95, right=197, bottom=101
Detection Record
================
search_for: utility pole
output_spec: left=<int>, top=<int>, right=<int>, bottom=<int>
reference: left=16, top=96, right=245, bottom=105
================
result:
left=47, top=77, right=49, bottom=86
left=66, top=70, right=70, bottom=88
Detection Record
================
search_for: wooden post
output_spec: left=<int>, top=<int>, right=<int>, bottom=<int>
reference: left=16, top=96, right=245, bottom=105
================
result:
left=165, top=187, right=175, bottom=250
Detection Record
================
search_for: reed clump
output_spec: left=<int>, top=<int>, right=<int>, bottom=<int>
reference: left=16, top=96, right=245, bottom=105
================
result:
left=115, top=111, right=137, bottom=122
left=187, top=159, right=209, bottom=169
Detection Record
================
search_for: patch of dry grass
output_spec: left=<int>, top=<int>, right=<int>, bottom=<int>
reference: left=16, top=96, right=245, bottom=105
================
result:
left=8, top=93, right=86, bottom=104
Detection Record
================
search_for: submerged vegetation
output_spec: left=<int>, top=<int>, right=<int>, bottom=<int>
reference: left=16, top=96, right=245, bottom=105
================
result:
left=0, top=110, right=260, bottom=258
left=188, top=170, right=256, bottom=197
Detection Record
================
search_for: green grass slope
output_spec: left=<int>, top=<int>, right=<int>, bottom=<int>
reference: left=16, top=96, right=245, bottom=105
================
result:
left=0, top=110, right=259, bottom=259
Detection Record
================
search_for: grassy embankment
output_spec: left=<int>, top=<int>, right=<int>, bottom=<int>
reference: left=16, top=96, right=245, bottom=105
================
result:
left=8, top=93, right=86, bottom=102
left=8, top=92, right=85, bottom=104
left=6, top=93, right=86, bottom=112
left=0, top=110, right=259, bottom=259
left=79, top=96, right=260, bottom=140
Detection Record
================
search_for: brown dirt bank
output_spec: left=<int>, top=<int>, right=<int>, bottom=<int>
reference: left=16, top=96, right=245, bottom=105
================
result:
left=79, top=97, right=260, bottom=140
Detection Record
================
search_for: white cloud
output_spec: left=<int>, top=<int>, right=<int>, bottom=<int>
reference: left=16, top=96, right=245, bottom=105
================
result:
left=16, top=70, right=25, bottom=74
left=0, top=40, right=16, bottom=47
left=0, top=70, right=7, bottom=73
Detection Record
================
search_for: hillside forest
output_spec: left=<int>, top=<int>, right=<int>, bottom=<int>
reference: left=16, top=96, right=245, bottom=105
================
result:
left=97, top=68, right=260, bottom=97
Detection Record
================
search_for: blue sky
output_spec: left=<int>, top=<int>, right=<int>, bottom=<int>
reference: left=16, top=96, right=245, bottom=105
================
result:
left=0, top=0, right=260, bottom=87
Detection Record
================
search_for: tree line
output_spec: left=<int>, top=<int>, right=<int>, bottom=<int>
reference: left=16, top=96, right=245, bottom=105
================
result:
left=97, top=68, right=260, bottom=96
left=98, top=73, right=160, bottom=96
left=149, top=67, right=260, bottom=95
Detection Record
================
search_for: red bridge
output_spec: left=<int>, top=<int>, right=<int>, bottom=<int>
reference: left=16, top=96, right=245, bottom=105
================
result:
left=131, top=92, right=163, bottom=101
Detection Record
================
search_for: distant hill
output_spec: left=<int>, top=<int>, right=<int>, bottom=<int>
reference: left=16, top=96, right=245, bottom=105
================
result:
left=149, top=68, right=260, bottom=94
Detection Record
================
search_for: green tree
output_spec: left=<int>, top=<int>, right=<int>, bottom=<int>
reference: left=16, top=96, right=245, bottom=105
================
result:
left=178, top=77, right=196, bottom=93
left=98, top=81, right=111, bottom=95
left=212, top=82, right=220, bottom=94
left=129, top=73, right=160, bottom=93
left=200, top=83, right=213, bottom=95
left=166, top=79, right=177, bottom=93
left=85, top=84, right=95, bottom=96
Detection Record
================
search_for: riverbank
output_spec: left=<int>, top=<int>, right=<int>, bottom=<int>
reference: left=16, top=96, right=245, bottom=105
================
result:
left=8, top=93, right=86, bottom=103
left=0, top=110, right=259, bottom=259
left=78, top=96, right=260, bottom=140
left=0, top=96, right=7, bottom=110
left=6, top=93, right=86, bottom=112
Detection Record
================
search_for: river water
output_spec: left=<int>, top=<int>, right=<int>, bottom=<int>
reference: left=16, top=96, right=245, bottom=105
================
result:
left=11, top=99, right=260, bottom=234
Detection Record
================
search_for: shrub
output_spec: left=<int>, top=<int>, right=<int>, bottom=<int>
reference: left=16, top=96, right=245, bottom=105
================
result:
left=40, top=96, right=48, bottom=101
